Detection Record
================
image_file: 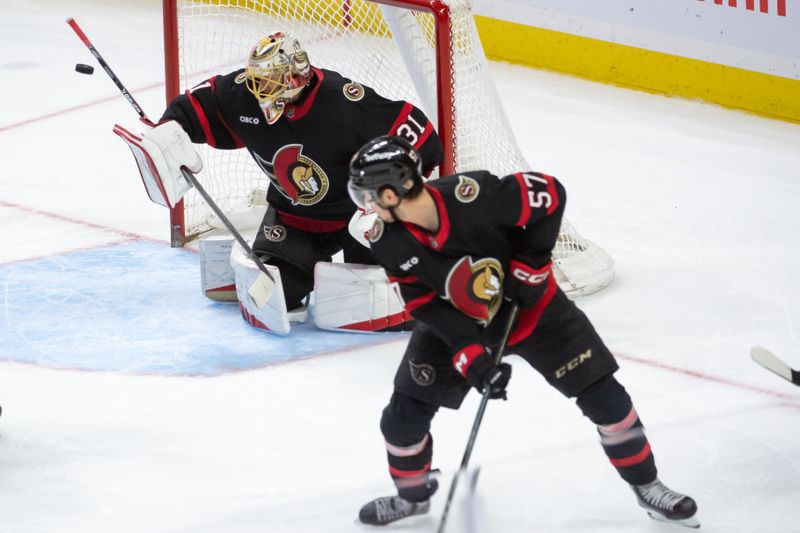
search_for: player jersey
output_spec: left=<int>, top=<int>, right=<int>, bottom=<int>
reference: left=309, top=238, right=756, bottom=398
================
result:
left=161, top=67, right=443, bottom=226
left=368, top=170, right=567, bottom=351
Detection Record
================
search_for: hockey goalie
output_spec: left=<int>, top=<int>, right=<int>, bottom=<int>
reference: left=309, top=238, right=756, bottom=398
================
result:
left=115, top=31, right=443, bottom=335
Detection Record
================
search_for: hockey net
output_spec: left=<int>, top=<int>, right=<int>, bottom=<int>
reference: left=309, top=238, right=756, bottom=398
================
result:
left=163, top=0, right=614, bottom=296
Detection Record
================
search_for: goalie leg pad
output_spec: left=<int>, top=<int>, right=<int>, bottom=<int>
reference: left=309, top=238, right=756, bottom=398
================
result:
left=313, top=262, right=412, bottom=332
left=199, top=236, right=237, bottom=302
left=231, top=242, right=290, bottom=335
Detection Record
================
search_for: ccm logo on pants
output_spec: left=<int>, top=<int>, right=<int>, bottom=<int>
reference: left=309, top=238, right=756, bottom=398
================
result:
left=556, top=349, right=592, bottom=379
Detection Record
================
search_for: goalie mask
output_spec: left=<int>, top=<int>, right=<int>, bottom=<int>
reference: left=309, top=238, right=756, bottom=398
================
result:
left=348, top=135, right=423, bottom=210
left=244, top=32, right=312, bottom=124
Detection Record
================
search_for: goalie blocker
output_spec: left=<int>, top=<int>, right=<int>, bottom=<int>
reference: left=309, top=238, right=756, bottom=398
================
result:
left=217, top=238, right=411, bottom=335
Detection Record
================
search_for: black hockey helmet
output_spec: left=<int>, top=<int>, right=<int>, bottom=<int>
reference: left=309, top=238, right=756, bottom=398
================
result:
left=348, top=135, right=423, bottom=210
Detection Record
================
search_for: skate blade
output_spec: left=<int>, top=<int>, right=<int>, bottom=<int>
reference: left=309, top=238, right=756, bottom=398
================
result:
left=646, top=510, right=700, bottom=529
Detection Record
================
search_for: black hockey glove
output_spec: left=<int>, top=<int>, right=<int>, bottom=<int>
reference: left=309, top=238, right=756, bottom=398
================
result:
left=452, top=344, right=512, bottom=400
left=504, top=257, right=553, bottom=308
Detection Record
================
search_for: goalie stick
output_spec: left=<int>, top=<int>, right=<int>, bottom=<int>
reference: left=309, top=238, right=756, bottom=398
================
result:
left=751, top=346, right=800, bottom=387
left=66, top=17, right=275, bottom=306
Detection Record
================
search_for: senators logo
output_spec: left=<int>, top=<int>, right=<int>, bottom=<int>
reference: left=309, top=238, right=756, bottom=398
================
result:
left=455, top=175, right=479, bottom=203
left=343, top=82, right=365, bottom=102
left=252, top=145, right=329, bottom=206
left=445, top=256, right=504, bottom=323
left=263, top=224, right=286, bottom=242
left=367, top=218, right=384, bottom=242
left=409, top=360, right=436, bottom=386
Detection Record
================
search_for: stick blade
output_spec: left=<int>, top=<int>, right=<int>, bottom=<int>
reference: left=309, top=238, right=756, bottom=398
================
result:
left=751, top=346, right=793, bottom=382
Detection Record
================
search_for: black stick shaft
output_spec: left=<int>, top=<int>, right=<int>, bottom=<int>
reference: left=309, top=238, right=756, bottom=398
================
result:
left=66, top=17, right=148, bottom=121
left=180, top=169, right=274, bottom=282
left=67, top=17, right=274, bottom=285
left=437, top=304, right=520, bottom=533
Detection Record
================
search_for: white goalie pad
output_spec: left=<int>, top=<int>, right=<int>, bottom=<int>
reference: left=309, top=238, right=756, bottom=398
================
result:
left=230, top=242, right=290, bottom=335
left=199, top=236, right=237, bottom=302
left=113, top=121, right=202, bottom=208
left=348, top=208, right=378, bottom=249
left=313, top=262, right=408, bottom=332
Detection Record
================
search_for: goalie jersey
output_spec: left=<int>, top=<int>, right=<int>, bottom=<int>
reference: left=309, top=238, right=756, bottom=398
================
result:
left=161, top=67, right=443, bottom=225
left=369, top=170, right=567, bottom=351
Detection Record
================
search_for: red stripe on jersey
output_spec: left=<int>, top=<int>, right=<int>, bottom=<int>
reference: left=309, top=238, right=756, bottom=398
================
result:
left=216, top=110, right=245, bottom=148
left=427, top=186, right=451, bottom=247
left=507, top=270, right=558, bottom=346
left=416, top=120, right=434, bottom=149
left=388, top=104, right=434, bottom=149
left=286, top=68, right=325, bottom=121
left=514, top=173, right=532, bottom=226
left=277, top=210, right=347, bottom=232
left=388, top=102, right=414, bottom=138
left=389, top=461, right=431, bottom=478
left=387, top=274, right=418, bottom=284
left=212, top=75, right=245, bottom=147
left=186, top=88, right=217, bottom=148
left=452, top=344, right=484, bottom=377
left=543, top=173, right=560, bottom=215
left=405, top=291, right=437, bottom=313
left=401, top=186, right=451, bottom=250
left=609, top=442, right=652, bottom=467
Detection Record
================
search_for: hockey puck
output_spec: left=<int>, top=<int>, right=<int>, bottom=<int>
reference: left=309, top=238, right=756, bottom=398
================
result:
left=75, top=63, right=94, bottom=75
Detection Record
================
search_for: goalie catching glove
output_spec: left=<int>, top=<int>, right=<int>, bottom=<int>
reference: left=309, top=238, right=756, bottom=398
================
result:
left=113, top=120, right=202, bottom=208
left=452, top=344, right=512, bottom=400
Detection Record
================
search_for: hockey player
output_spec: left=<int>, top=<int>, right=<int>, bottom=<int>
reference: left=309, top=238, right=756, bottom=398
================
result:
left=347, top=136, right=699, bottom=528
left=115, top=32, right=442, bottom=332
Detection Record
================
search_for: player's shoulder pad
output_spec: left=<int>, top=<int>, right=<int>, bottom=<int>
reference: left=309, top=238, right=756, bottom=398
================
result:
left=440, top=170, right=497, bottom=204
left=324, top=68, right=382, bottom=105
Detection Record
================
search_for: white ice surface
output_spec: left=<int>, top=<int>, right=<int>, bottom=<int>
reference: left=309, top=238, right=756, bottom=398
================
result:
left=1, top=1, right=799, bottom=532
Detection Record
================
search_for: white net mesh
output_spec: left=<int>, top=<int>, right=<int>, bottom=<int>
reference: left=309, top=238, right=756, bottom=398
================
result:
left=169, top=0, right=614, bottom=295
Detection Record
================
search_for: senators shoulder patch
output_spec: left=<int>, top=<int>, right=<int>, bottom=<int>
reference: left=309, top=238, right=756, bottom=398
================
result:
left=367, top=218, right=384, bottom=242
left=455, top=175, right=480, bottom=203
left=343, top=82, right=365, bottom=102
left=263, top=224, right=287, bottom=242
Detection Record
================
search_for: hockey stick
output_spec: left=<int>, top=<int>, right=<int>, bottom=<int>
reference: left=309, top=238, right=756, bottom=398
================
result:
left=179, top=169, right=274, bottom=305
left=66, top=17, right=275, bottom=306
left=437, top=303, right=520, bottom=533
left=751, top=346, right=800, bottom=386
left=66, top=18, right=148, bottom=122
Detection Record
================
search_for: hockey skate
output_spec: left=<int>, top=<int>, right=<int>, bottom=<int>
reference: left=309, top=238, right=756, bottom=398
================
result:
left=631, top=478, right=699, bottom=528
left=358, top=479, right=438, bottom=526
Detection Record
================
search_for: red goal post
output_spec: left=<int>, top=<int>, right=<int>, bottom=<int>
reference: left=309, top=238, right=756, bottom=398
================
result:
left=161, top=0, right=615, bottom=296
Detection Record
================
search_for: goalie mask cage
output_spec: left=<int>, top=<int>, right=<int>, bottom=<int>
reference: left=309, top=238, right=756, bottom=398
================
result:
left=162, top=0, right=614, bottom=296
